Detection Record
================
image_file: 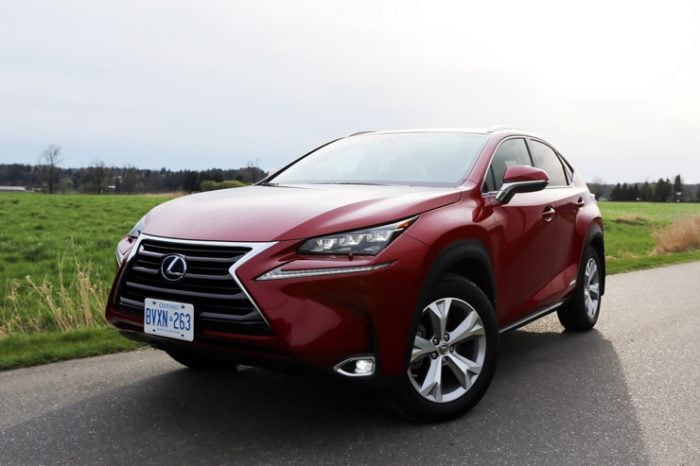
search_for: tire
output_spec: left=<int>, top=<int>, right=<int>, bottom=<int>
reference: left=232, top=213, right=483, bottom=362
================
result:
left=385, top=274, right=498, bottom=422
left=165, top=348, right=238, bottom=371
left=557, top=246, right=603, bottom=331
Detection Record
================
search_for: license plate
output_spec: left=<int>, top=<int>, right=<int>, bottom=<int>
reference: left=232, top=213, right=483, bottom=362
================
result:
left=144, top=298, right=194, bottom=342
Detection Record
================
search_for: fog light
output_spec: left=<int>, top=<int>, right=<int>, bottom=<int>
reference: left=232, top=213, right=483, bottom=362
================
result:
left=354, top=359, right=374, bottom=375
left=333, top=356, right=376, bottom=377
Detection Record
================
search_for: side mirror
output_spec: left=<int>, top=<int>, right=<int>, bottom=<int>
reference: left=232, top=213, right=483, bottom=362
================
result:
left=495, top=165, right=549, bottom=204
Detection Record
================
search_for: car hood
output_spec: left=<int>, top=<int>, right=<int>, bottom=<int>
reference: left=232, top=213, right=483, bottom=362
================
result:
left=143, top=184, right=463, bottom=242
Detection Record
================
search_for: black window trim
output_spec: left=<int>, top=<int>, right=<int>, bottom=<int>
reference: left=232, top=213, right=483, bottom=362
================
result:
left=558, top=151, right=576, bottom=185
left=480, top=135, right=576, bottom=197
left=525, top=137, right=575, bottom=188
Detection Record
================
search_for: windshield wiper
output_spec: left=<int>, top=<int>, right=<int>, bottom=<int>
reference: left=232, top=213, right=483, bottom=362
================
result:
left=315, top=181, right=390, bottom=186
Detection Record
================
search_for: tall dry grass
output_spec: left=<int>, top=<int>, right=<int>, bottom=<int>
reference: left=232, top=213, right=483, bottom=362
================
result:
left=0, top=254, right=107, bottom=336
left=653, top=216, right=700, bottom=254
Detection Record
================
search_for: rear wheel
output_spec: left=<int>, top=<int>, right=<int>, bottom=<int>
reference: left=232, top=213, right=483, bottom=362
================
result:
left=165, top=349, right=238, bottom=371
left=557, top=246, right=602, bottom=331
left=386, top=274, right=498, bottom=422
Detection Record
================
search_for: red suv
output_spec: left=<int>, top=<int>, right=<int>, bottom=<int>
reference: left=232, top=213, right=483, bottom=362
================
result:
left=106, top=128, right=604, bottom=421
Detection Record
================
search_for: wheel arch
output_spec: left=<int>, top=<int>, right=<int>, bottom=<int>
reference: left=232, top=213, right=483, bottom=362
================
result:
left=389, top=238, right=498, bottom=411
left=423, top=240, right=496, bottom=308
left=442, top=241, right=496, bottom=309
left=403, top=239, right=497, bottom=369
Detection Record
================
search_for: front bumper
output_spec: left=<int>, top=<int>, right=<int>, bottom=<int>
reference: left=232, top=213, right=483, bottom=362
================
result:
left=106, top=233, right=429, bottom=377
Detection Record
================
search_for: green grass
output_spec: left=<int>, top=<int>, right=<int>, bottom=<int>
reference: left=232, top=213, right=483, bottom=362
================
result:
left=0, top=194, right=698, bottom=371
left=0, top=327, right=142, bottom=370
left=0, top=193, right=172, bottom=370
left=0, top=192, right=171, bottom=334
left=599, top=202, right=700, bottom=273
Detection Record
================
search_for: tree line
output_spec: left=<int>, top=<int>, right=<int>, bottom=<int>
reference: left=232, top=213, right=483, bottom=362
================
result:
left=0, top=163, right=267, bottom=194
left=589, top=175, right=700, bottom=202
left=0, top=145, right=267, bottom=193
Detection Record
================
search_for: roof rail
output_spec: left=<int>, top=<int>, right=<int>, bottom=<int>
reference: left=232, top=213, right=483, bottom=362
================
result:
left=486, top=126, right=516, bottom=133
left=348, top=130, right=375, bottom=137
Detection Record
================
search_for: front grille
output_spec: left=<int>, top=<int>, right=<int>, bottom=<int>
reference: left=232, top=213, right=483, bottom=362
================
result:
left=116, top=239, right=270, bottom=335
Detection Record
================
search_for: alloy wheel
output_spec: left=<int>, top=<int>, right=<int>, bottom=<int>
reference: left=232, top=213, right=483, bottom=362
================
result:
left=408, top=297, right=486, bottom=403
left=583, top=257, right=600, bottom=319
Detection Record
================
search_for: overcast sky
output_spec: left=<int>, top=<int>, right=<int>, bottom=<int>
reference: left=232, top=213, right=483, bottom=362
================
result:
left=1, top=0, right=699, bottom=182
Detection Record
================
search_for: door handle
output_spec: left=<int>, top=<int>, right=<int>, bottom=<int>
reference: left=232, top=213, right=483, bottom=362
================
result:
left=576, top=197, right=585, bottom=208
left=542, top=206, right=556, bottom=222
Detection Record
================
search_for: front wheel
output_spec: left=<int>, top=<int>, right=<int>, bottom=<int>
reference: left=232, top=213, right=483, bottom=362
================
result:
left=385, top=274, right=498, bottom=422
left=557, top=246, right=603, bottom=331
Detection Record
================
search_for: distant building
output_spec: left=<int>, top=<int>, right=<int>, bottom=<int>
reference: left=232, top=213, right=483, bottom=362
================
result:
left=0, top=186, right=27, bottom=192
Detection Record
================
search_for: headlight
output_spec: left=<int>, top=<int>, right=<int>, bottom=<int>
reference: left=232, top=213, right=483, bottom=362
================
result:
left=116, top=215, right=147, bottom=267
left=298, top=216, right=417, bottom=256
left=128, top=215, right=147, bottom=238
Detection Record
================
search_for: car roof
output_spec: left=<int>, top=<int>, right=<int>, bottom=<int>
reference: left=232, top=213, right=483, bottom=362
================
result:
left=345, top=127, right=557, bottom=154
left=348, top=127, right=530, bottom=137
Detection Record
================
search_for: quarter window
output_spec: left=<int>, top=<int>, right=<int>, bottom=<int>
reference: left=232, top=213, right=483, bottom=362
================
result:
left=529, top=140, right=568, bottom=186
left=560, top=155, right=574, bottom=184
left=484, top=138, right=532, bottom=192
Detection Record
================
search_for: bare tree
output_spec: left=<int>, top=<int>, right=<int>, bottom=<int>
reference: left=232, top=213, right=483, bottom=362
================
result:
left=243, top=158, right=266, bottom=183
left=92, top=160, right=107, bottom=194
left=121, top=165, right=140, bottom=193
left=39, top=144, right=62, bottom=194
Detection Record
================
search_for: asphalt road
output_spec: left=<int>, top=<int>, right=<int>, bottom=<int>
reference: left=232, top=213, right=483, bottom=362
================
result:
left=1, top=262, right=699, bottom=465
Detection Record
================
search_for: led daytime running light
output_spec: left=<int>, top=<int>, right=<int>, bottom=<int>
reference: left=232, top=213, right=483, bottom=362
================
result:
left=257, top=263, right=390, bottom=281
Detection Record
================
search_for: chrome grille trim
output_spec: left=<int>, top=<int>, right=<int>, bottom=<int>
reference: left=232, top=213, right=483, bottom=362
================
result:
left=124, top=281, right=247, bottom=300
left=139, top=248, right=244, bottom=263
left=117, top=233, right=277, bottom=330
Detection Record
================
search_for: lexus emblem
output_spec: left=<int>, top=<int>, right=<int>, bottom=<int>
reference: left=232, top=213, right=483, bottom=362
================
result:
left=160, top=254, right=187, bottom=282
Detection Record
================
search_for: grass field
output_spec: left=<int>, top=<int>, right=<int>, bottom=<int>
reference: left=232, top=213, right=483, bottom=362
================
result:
left=0, top=328, right=142, bottom=370
left=0, top=193, right=169, bottom=335
left=0, top=193, right=168, bottom=368
left=0, top=193, right=699, bottom=369
left=601, top=202, right=700, bottom=273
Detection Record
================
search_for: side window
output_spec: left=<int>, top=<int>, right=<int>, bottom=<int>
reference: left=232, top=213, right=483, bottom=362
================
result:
left=485, top=138, right=531, bottom=192
left=529, top=140, right=568, bottom=186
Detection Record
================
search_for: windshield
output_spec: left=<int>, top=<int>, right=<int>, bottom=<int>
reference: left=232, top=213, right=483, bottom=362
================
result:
left=269, top=132, right=488, bottom=186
